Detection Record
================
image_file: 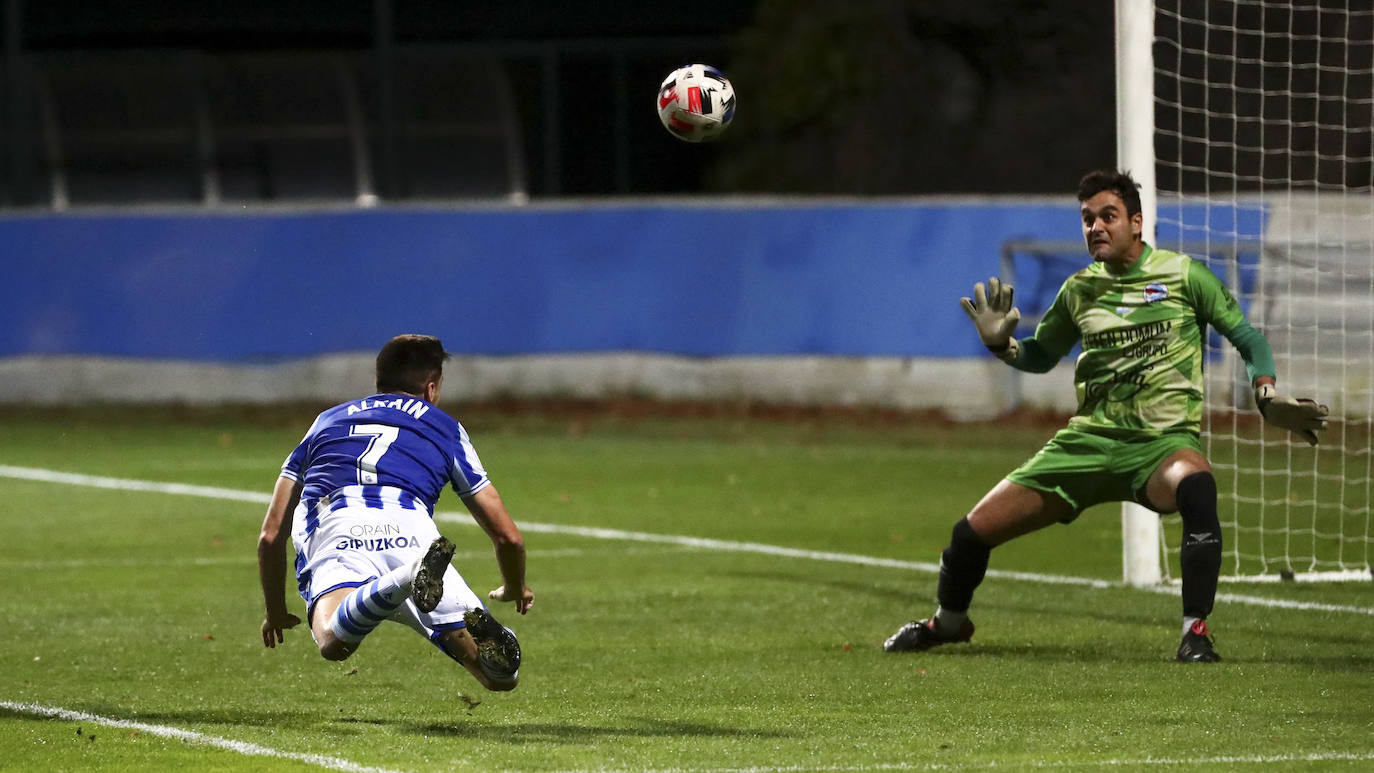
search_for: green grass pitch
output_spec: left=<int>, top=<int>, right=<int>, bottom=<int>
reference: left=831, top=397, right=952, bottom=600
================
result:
left=0, top=404, right=1371, bottom=772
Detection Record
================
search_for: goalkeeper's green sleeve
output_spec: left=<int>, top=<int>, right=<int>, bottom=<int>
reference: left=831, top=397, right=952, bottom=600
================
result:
left=1222, top=318, right=1277, bottom=383
left=1001, top=338, right=1062, bottom=373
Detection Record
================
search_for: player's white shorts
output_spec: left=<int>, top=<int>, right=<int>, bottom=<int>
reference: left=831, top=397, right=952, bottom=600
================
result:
left=292, top=502, right=482, bottom=636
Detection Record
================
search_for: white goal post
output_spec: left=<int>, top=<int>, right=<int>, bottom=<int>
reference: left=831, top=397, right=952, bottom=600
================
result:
left=1117, top=0, right=1374, bottom=584
left=1116, top=0, right=1163, bottom=586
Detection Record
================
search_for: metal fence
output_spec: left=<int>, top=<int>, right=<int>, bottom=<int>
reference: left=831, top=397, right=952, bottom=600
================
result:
left=1, top=38, right=728, bottom=209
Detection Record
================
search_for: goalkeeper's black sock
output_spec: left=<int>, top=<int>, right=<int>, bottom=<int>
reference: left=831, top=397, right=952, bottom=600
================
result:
left=1177, top=471, right=1222, bottom=621
left=935, top=517, right=991, bottom=626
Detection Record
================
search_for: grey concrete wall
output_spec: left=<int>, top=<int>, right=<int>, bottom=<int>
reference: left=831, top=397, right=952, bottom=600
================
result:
left=0, top=354, right=1078, bottom=418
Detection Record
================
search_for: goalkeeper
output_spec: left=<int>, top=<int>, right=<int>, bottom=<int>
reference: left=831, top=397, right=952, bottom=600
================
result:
left=884, top=169, right=1328, bottom=662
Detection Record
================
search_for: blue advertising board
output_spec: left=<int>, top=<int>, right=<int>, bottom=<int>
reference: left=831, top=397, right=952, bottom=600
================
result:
left=0, top=199, right=1262, bottom=361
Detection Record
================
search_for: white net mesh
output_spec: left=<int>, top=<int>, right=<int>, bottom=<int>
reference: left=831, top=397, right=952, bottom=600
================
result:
left=1154, top=0, right=1374, bottom=581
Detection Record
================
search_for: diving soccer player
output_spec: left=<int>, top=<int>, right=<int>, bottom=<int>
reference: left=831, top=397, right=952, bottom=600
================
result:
left=258, top=334, right=531, bottom=690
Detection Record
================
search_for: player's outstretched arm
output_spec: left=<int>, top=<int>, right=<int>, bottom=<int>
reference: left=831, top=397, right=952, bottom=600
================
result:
left=1254, top=380, right=1329, bottom=446
left=960, top=277, right=1022, bottom=363
left=463, top=485, right=534, bottom=614
left=258, top=476, right=303, bottom=647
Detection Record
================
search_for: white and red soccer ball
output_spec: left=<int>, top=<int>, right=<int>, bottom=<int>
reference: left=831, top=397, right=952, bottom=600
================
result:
left=657, top=64, right=736, bottom=143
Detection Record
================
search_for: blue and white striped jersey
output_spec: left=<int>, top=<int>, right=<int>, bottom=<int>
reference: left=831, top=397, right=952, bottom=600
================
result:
left=281, top=394, right=489, bottom=518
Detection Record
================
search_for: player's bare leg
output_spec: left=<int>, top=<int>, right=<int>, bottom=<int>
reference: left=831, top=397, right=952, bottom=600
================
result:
left=965, top=479, right=1075, bottom=546
left=885, top=480, right=1073, bottom=652
left=435, top=611, right=521, bottom=691
left=1146, top=449, right=1222, bottom=662
left=310, top=587, right=361, bottom=661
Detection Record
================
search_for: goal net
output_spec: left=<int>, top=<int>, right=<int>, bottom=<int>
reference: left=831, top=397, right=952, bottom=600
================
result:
left=1150, top=0, right=1374, bottom=581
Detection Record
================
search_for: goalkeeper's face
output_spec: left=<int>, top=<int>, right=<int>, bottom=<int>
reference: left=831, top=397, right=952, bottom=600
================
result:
left=1080, top=191, right=1143, bottom=266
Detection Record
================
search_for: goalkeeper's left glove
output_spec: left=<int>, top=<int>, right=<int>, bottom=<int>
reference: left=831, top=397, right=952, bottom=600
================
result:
left=1254, top=383, right=1329, bottom=446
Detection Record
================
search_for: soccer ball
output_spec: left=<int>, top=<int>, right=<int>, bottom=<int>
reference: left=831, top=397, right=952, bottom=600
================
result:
left=656, top=64, right=736, bottom=143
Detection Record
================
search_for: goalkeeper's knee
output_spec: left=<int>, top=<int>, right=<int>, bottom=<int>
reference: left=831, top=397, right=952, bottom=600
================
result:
left=1177, top=471, right=1220, bottom=535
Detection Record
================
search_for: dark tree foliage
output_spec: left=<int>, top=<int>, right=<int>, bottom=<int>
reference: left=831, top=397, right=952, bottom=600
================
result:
left=707, top=0, right=1116, bottom=195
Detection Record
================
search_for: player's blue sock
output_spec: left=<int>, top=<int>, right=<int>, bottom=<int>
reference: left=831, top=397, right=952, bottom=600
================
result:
left=328, top=564, right=412, bottom=643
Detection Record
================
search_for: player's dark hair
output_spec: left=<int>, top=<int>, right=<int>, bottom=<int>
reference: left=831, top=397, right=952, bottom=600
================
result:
left=375, top=334, right=450, bottom=395
left=1077, top=169, right=1142, bottom=217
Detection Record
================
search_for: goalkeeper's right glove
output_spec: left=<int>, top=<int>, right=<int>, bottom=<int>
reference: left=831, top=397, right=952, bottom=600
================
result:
left=1254, top=383, right=1329, bottom=446
left=959, top=277, right=1021, bottom=363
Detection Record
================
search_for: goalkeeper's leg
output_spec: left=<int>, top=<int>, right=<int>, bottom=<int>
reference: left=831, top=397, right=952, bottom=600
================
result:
left=886, top=481, right=1071, bottom=652
left=938, top=482, right=1073, bottom=629
left=935, top=517, right=990, bottom=623
left=1176, top=471, right=1221, bottom=623
left=1147, top=450, right=1222, bottom=662
left=1175, top=471, right=1222, bottom=662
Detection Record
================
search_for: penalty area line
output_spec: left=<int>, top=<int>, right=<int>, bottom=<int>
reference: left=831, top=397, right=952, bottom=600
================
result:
left=0, top=701, right=407, bottom=773
left=450, top=518, right=1374, bottom=616
left=3, top=463, right=1372, bottom=617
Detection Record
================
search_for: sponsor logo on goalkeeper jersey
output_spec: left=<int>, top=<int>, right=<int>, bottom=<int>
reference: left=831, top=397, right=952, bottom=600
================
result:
left=1083, top=320, right=1171, bottom=350
left=1124, top=335, right=1171, bottom=358
left=1085, top=363, right=1152, bottom=402
left=1143, top=282, right=1169, bottom=304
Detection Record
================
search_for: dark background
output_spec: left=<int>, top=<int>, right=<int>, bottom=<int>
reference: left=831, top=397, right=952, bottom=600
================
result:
left=0, top=0, right=1121, bottom=205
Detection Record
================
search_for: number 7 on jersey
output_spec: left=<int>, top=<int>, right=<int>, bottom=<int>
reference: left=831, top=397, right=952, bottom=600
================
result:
left=350, top=424, right=399, bottom=484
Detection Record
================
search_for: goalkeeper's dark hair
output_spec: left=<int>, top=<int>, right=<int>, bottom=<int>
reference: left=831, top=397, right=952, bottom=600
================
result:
left=375, top=334, right=450, bottom=395
left=1077, top=168, right=1143, bottom=218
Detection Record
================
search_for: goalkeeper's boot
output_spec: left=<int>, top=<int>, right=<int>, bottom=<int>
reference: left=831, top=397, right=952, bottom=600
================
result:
left=464, top=607, right=521, bottom=685
left=883, top=617, right=975, bottom=653
left=1176, top=619, right=1221, bottom=663
left=411, top=536, right=455, bottom=614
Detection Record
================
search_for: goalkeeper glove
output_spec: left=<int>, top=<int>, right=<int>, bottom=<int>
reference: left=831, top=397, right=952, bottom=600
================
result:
left=960, top=277, right=1021, bottom=363
left=1254, top=383, right=1329, bottom=446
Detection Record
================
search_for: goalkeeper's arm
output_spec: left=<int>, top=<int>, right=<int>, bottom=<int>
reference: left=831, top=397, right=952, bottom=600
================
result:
left=1192, top=259, right=1329, bottom=445
left=1214, top=308, right=1329, bottom=446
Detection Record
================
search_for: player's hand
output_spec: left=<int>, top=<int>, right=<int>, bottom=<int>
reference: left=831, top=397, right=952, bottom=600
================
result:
left=960, top=277, right=1021, bottom=353
left=261, top=611, right=301, bottom=648
left=489, top=584, right=534, bottom=615
left=1255, top=383, right=1329, bottom=445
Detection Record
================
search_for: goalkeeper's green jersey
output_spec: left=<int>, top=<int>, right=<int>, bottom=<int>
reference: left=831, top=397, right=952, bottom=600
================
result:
left=1010, top=244, right=1275, bottom=436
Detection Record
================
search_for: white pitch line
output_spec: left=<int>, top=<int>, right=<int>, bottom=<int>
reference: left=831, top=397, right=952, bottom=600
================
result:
left=3, top=464, right=1372, bottom=616
left=0, top=464, right=271, bottom=504
left=475, top=519, right=1112, bottom=589
left=0, top=701, right=406, bottom=773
